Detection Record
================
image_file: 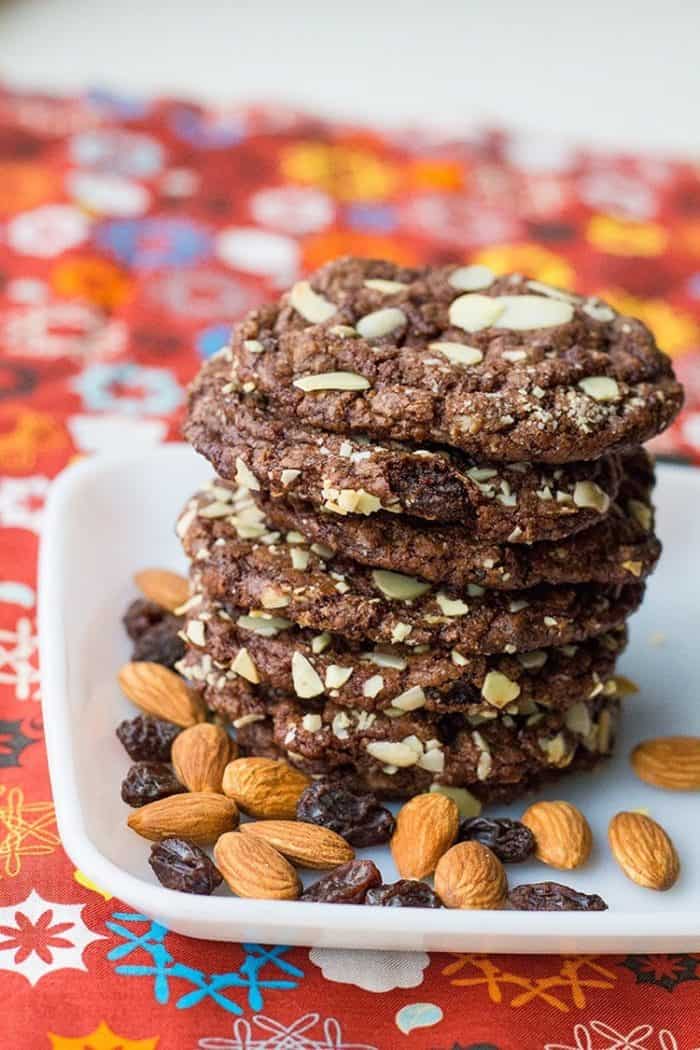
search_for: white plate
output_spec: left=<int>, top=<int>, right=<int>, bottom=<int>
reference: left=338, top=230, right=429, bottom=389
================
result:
left=40, top=445, right=700, bottom=952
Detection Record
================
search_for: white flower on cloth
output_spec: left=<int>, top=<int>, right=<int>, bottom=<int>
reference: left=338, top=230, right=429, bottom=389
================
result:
left=0, top=476, right=50, bottom=534
left=215, top=226, right=299, bottom=286
left=250, top=186, right=334, bottom=235
left=198, top=1012, right=377, bottom=1050
left=3, top=302, right=127, bottom=361
left=0, top=889, right=104, bottom=986
left=7, top=204, right=89, bottom=258
left=545, top=1020, right=700, bottom=1050
left=308, top=947, right=430, bottom=993
left=0, top=616, right=40, bottom=701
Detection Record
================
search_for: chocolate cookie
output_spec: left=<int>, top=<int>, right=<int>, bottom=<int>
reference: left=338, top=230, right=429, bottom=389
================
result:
left=223, top=690, right=619, bottom=802
left=205, top=449, right=658, bottom=591
left=180, top=486, right=644, bottom=654
left=227, top=257, right=682, bottom=463
left=185, top=374, right=624, bottom=539
left=177, top=590, right=628, bottom=720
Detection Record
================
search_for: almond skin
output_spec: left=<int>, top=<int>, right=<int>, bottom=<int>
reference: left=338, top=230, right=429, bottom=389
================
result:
left=608, top=811, right=680, bottom=890
left=134, top=568, right=190, bottom=612
left=435, top=841, right=507, bottom=909
left=391, top=792, right=459, bottom=879
left=215, top=831, right=300, bottom=900
left=119, top=661, right=205, bottom=727
left=240, top=820, right=354, bottom=869
left=630, top=736, right=700, bottom=790
left=127, top=792, right=238, bottom=844
left=222, top=757, right=310, bottom=819
left=521, top=800, right=592, bottom=870
left=171, top=722, right=235, bottom=793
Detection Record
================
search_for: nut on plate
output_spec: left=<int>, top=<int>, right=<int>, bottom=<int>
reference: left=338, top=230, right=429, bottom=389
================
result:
left=240, top=820, right=354, bottom=870
left=521, top=800, right=592, bottom=870
left=215, top=831, right=301, bottom=899
left=391, top=792, right=460, bottom=879
left=222, top=757, right=310, bottom=819
left=434, top=841, right=507, bottom=909
left=630, top=736, right=700, bottom=790
left=608, top=811, right=680, bottom=890
left=134, top=568, right=190, bottom=612
left=127, top=792, right=238, bottom=844
left=171, top=722, right=234, bottom=793
left=118, top=661, right=206, bottom=727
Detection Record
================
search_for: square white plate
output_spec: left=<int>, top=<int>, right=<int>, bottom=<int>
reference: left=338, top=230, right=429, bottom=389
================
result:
left=40, top=444, right=700, bottom=952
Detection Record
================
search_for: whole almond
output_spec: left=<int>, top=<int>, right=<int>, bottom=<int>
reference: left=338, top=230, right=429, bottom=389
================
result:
left=521, top=800, right=592, bottom=870
left=240, top=820, right=354, bottom=869
left=222, top=757, right=310, bottom=819
left=172, top=722, right=235, bottom=793
left=630, top=736, right=700, bottom=790
left=127, top=792, right=238, bottom=844
left=608, top=811, right=680, bottom=890
left=119, top=661, right=205, bottom=727
left=435, top=841, right=507, bottom=909
left=134, top=568, right=190, bottom=612
left=391, top=792, right=459, bottom=879
left=215, top=831, right=300, bottom=900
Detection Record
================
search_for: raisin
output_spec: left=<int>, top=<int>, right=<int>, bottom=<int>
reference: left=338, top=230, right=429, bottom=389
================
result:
left=366, top=879, right=442, bottom=908
left=116, top=715, right=181, bottom=762
left=508, top=882, right=608, bottom=911
left=149, top=837, right=223, bottom=895
left=296, top=780, right=395, bottom=847
left=301, top=860, right=382, bottom=904
left=120, top=762, right=186, bottom=807
left=459, top=817, right=535, bottom=863
left=123, top=598, right=185, bottom=669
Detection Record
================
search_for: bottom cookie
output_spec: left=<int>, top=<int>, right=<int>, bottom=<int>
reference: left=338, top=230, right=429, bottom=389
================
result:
left=234, top=714, right=612, bottom=805
left=216, top=690, right=620, bottom=803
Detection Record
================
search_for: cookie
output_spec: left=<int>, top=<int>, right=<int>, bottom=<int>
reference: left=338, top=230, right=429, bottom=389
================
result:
left=237, top=715, right=606, bottom=802
left=219, top=689, right=619, bottom=802
left=227, top=256, right=682, bottom=463
left=210, top=448, right=658, bottom=591
left=177, top=590, right=627, bottom=719
left=180, top=486, right=644, bottom=653
left=185, top=377, right=624, bottom=538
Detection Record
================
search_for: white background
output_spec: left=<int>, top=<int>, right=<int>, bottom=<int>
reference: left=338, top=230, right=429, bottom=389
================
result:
left=1, top=0, right=699, bottom=154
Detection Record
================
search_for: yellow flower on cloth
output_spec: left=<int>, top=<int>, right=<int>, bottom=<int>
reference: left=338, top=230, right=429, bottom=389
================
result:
left=48, top=1021, right=158, bottom=1050
left=0, top=162, right=60, bottom=213
left=586, top=213, right=668, bottom=256
left=281, top=142, right=399, bottom=201
left=471, top=242, right=575, bottom=288
left=598, top=289, right=700, bottom=355
left=51, top=256, right=133, bottom=311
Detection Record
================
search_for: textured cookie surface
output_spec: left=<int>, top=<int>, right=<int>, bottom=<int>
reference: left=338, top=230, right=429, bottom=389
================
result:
left=220, top=689, right=620, bottom=802
left=206, top=448, right=658, bottom=591
left=185, top=376, right=624, bottom=539
left=179, top=481, right=644, bottom=655
left=226, top=256, right=682, bottom=463
left=177, top=589, right=627, bottom=719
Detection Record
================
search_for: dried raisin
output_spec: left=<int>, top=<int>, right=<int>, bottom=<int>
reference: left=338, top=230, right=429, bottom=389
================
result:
left=508, top=882, right=608, bottom=911
left=296, top=780, right=395, bottom=847
left=121, top=762, right=186, bottom=807
left=116, top=714, right=181, bottom=762
left=301, top=860, right=382, bottom=904
left=149, top=837, right=223, bottom=894
left=123, top=598, right=185, bottom=669
left=366, top=880, right=442, bottom=908
left=459, top=817, right=535, bottom=863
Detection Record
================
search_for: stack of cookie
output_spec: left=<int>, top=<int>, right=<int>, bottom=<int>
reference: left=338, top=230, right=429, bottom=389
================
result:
left=177, top=257, right=681, bottom=806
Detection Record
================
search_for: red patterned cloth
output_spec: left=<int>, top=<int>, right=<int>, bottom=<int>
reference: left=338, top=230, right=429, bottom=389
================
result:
left=0, top=84, right=699, bottom=1050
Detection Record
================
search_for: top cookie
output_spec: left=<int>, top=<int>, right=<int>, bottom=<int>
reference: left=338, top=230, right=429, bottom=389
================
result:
left=230, top=256, right=682, bottom=463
